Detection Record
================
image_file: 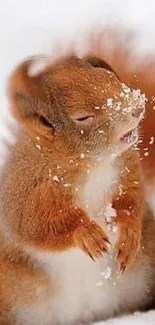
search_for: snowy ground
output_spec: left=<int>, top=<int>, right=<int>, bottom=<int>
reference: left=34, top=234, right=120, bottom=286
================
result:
left=0, top=0, right=155, bottom=323
left=97, top=311, right=155, bottom=325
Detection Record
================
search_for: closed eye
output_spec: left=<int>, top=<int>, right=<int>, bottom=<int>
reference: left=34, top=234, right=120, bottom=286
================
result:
left=74, top=116, right=94, bottom=122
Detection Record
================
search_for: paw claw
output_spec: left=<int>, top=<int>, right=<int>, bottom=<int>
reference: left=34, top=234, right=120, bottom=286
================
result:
left=74, top=220, right=109, bottom=260
left=105, top=238, right=111, bottom=245
left=115, top=225, right=141, bottom=272
left=88, top=252, right=95, bottom=261
left=119, top=263, right=126, bottom=274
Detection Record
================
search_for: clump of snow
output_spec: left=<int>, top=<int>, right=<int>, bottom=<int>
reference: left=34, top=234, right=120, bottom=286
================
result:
left=80, top=153, right=85, bottom=159
left=112, top=225, right=118, bottom=233
left=53, top=175, right=60, bottom=182
left=107, top=223, right=118, bottom=233
left=101, top=82, right=146, bottom=118
left=104, top=203, right=117, bottom=223
left=36, top=144, right=41, bottom=150
left=115, top=102, right=122, bottom=111
left=132, top=89, right=147, bottom=117
left=125, top=166, right=130, bottom=173
left=101, top=266, right=112, bottom=279
left=118, top=184, right=123, bottom=196
left=121, top=85, right=147, bottom=116
left=121, top=83, right=131, bottom=99
left=63, top=183, right=71, bottom=187
left=107, top=98, right=114, bottom=108
left=133, top=181, right=139, bottom=185
left=122, top=106, right=132, bottom=113
left=149, top=137, right=154, bottom=144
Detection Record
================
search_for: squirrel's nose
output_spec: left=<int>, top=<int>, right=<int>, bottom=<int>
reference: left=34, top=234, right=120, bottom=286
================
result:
left=132, top=105, right=145, bottom=118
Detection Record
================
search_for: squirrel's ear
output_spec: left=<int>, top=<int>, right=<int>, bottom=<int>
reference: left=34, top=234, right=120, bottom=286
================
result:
left=87, top=56, right=120, bottom=80
left=7, top=57, right=55, bottom=140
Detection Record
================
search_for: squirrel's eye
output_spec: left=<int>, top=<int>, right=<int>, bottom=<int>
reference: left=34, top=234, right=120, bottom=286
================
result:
left=74, top=116, right=94, bottom=123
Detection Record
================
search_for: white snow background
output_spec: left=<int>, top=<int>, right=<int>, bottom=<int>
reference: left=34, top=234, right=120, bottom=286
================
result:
left=0, top=0, right=155, bottom=323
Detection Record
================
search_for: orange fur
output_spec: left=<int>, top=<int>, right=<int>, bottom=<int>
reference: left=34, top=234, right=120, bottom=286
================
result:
left=89, top=32, right=155, bottom=187
left=0, top=55, right=151, bottom=324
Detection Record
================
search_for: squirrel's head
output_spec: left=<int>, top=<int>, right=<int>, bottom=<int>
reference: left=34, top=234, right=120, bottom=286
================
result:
left=8, top=55, right=146, bottom=163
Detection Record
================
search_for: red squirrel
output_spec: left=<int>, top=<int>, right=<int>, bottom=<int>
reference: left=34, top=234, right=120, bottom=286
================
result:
left=0, top=55, right=154, bottom=325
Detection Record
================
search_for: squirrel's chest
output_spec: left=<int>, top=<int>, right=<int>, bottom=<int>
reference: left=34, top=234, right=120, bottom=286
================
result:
left=77, top=160, right=118, bottom=218
left=22, top=247, right=148, bottom=325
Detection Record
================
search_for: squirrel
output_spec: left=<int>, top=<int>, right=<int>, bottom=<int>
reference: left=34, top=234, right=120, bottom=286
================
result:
left=0, top=55, right=154, bottom=325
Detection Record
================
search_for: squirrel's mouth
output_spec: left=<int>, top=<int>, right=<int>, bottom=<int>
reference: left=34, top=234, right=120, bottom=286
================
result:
left=120, top=127, right=138, bottom=144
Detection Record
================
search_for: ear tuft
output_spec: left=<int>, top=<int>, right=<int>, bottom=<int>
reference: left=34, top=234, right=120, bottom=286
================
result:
left=27, top=55, right=52, bottom=77
left=87, top=56, right=120, bottom=80
left=7, top=57, right=55, bottom=141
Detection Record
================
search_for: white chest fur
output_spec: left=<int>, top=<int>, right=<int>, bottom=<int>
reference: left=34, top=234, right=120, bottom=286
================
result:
left=19, top=247, right=150, bottom=325
left=77, top=157, right=118, bottom=218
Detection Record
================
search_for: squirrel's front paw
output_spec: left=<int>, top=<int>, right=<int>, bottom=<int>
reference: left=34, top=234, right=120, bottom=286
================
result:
left=73, top=220, right=110, bottom=260
left=115, top=221, right=141, bottom=273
